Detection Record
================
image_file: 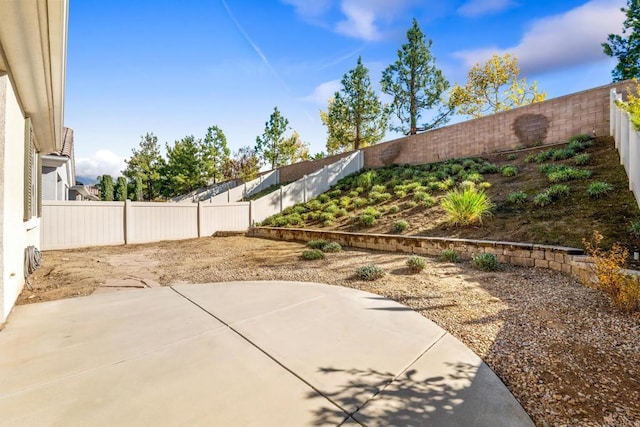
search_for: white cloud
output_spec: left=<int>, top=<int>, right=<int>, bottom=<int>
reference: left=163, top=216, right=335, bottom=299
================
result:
left=281, top=0, right=332, bottom=19
left=300, top=80, right=341, bottom=105
left=75, top=149, right=126, bottom=180
left=454, top=0, right=626, bottom=76
left=457, top=0, right=516, bottom=17
left=336, top=2, right=380, bottom=41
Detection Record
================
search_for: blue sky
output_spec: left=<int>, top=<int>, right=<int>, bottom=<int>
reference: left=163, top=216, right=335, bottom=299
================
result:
left=66, top=0, right=626, bottom=180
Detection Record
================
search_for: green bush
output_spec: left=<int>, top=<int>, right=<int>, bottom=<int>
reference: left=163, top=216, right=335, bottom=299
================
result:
left=339, top=196, right=352, bottom=207
left=319, top=212, right=335, bottom=223
left=335, top=208, right=348, bottom=217
left=362, top=206, right=381, bottom=218
left=359, top=213, right=376, bottom=227
left=406, top=256, right=426, bottom=273
left=545, top=165, right=592, bottom=183
left=479, top=163, right=499, bottom=173
left=322, top=242, right=342, bottom=253
left=306, top=240, right=328, bottom=249
left=355, top=264, right=385, bottom=281
left=392, top=220, right=409, bottom=233
left=506, top=191, right=527, bottom=205
left=413, top=191, right=432, bottom=202
left=286, top=213, right=303, bottom=226
left=547, top=184, right=570, bottom=198
left=273, top=215, right=289, bottom=227
left=353, top=197, right=368, bottom=208
left=440, top=248, right=460, bottom=263
left=403, top=200, right=418, bottom=209
left=629, top=220, right=640, bottom=237
left=302, top=249, right=325, bottom=260
left=587, top=181, right=614, bottom=198
left=371, top=184, right=386, bottom=193
left=464, top=172, right=483, bottom=183
left=306, top=199, right=322, bottom=211
left=318, top=194, right=330, bottom=203
left=549, top=148, right=575, bottom=161
left=532, top=192, right=553, bottom=207
left=388, top=205, right=400, bottom=214
left=472, top=253, right=499, bottom=271
left=394, top=190, right=407, bottom=198
left=441, top=187, right=493, bottom=226
left=348, top=190, right=359, bottom=198
left=357, top=170, right=377, bottom=189
left=323, top=204, right=339, bottom=214
left=507, top=154, right=518, bottom=161
left=573, top=153, right=590, bottom=165
left=500, top=165, right=518, bottom=177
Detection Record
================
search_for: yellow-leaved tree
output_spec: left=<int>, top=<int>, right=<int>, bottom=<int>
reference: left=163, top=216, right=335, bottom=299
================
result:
left=615, top=79, right=640, bottom=131
left=449, top=53, right=546, bottom=118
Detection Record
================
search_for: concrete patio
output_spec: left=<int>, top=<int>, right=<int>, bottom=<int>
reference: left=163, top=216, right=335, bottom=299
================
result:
left=0, top=281, right=533, bottom=426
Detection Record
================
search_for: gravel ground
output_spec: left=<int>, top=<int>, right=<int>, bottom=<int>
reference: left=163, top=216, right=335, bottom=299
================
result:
left=21, top=236, right=640, bottom=426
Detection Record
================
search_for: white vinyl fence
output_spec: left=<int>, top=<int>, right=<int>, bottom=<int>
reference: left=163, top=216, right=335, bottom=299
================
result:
left=41, top=151, right=364, bottom=250
left=610, top=89, right=640, bottom=208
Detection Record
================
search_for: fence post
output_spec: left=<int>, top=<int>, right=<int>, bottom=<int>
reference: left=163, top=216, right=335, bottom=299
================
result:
left=249, top=200, right=254, bottom=227
left=197, top=201, right=203, bottom=237
left=610, top=89, right=617, bottom=137
left=279, top=186, right=284, bottom=212
left=124, top=199, right=132, bottom=244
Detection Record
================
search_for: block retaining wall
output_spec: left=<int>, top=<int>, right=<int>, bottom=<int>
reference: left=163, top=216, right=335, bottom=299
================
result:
left=249, top=227, right=596, bottom=283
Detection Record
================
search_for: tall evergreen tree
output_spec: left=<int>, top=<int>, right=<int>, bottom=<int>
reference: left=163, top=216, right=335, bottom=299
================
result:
left=115, top=176, right=128, bottom=201
left=321, top=56, right=388, bottom=154
left=165, top=136, right=207, bottom=196
left=123, top=133, right=164, bottom=201
left=255, top=107, right=290, bottom=170
left=381, top=19, right=450, bottom=135
left=603, top=0, right=640, bottom=81
left=202, top=125, right=230, bottom=183
left=97, top=175, right=114, bottom=201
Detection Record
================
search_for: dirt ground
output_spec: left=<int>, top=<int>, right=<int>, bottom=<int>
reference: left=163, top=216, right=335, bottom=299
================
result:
left=19, top=235, right=640, bottom=426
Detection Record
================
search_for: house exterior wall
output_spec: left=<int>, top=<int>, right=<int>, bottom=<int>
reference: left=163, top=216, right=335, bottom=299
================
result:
left=42, top=161, right=71, bottom=200
left=0, top=75, right=40, bottom=322
left=42, top=166, right=58, bottom=200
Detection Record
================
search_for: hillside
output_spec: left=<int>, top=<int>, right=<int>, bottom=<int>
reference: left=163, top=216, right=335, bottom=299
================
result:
left=260, top=135, right=640, bottom=256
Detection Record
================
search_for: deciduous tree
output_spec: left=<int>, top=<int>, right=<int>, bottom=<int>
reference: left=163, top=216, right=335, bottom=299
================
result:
left=224, top=146, right=260, bottom=182
left=449, top=54, right=546, bottom=118
left=322, top=56, right=388, bottom=154
left=381, top=19, right=450, bottom=135
left=603, top=0, right=640, bottom=81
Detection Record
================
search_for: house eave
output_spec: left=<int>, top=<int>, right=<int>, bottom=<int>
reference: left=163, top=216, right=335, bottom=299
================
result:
left=0, top=0, right=69, bottom=154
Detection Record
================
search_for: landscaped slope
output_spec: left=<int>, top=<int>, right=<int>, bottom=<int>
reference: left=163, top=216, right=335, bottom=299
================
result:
left=260, top=135, right=640, bottom=252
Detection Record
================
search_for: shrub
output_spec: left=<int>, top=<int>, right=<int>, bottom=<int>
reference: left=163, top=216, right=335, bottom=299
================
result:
left=319, top=212, right=335, bottom=223
left=413, top=191, right=432, bottom=202
left=356, top=264, right=385, bottom=281
left=403, top=200, right=418, bottom=209
left=335, top=208, right=348, bottom=217
left=323, top=204, right=339, bottom=214
left=318, top=194, right=330, bottom=203
left=420, top=195, right=436, bottom=207
left=472, top=253, right=499, bottom=271
left=328, top=189, right=342, bottom=198
left=273, top=215, right=290, bottom=227
left=394, top=190, right=407, bottom=198
left=339, top=196, right=352, bottom=207
left=306, top=199, right=321, bottom=211
left=547, top=184, right=570, bottom=198
left=464, top=172, right=483, bottom=183
left=441, top=187, right=493, bottom=226
left=357, top=170, right=377, bottom=189
left=388, top=205, right=400, bottom=214
left=500, top=165, right=518, bottom=177
left=479, top=162, right=499, bottom=173
left=629, top=220, right=640, bottom=237
left=322, top=242, right=342, bottom=253
left=349, top=190, right=359, bottom=198
left=286, top=213, right=303, bottom=226
left=573, top=153, right=590, bottom=165
left=359, top=213, right=376, bottom=227
left=306, top=240, right=328, bottom=249
left=546, top=166, right=592, bottom=183
left=533, top=192, right=553, bottom=207
left=406, top=256, right=426, bottom=273
left=506, top=191, right=527, bottom=205
left=478, top=181, right=492, bottom=190
left=507, top=154, right=518, bottom=161
left=549, top=148, right=575, bottom=161
left=353, top=197, right=368, bottom=208
left=583, top=230, right=640, bottom=313
left=587, top=181, right=613, bottom=198
left=362, top=206, right=382, bottom=218
left=392, top=220, right=409, bottom=233
left=371, top=184, right=386, bottom=193
left=302, top=249, right=325, bottom=260
left=440, top=248, right=460, bottom=263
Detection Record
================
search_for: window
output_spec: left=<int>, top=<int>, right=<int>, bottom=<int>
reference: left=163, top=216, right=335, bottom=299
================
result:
left=24, top=118, right=41, bottom=221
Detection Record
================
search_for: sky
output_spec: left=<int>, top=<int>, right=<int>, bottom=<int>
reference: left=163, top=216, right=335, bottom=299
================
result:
left=66, top=0, right=627, bottom=180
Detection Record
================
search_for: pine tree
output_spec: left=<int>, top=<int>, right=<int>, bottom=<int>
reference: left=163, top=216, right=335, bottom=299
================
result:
left=123, top=133, right=164, bottom=201
left=603, top=0, right=640, bottom=81
left=255, top=107, right=290, bottom=170
left=202, top=125, right=230, bottom=183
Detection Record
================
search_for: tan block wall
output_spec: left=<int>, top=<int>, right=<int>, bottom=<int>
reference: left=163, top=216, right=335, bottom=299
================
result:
left=276, top=80, right=635, bottom=183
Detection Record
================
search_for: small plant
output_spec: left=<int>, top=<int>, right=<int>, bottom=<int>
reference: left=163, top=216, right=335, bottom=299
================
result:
left=629, top=220, right=640, bottom=237
left=323, top=204, right=339, bottom=214
left=392, top=220, right=409, bottom=233
left=388, top=205, right=400, bottom=214
left=394, top=190, right=407, bottom=198
left=441, top=187, right=493, bottom=226
left=306, top=240, right=328, bottom=249
left=472, top=253, right=499, bottom=271
left=573, top=153, right=590, bottom=165
left=533, top=192, right=553, bottom=207
left=440, top=248, right=460, bottom=263
left=359, top=213, right=376, bottom=227
left=318, top=194, right=330, bottom=203
left=353, top=197, right=368, bottom=208
left=403, top=200, right=418, bottom=209
left=356, top=264, right=385, bottom=281
left=349, top=190, right=359, bottom=198
left=506, top=191, right=527, bottom=205
left=413, top=191, right=432, bottom=202
left=322, top=242, right=342, bottom=253
left=479, top=162, right=499, bottom=173
left=356, top=170, right=377, bottom=189
left=371, top=184, right=386, bottom=193
left=319, top=212, right=335, bottom=223
left=302, top=249, right=325, bottom=260
left=500, top=165, right=518, bottom=177
left=406, top=256, right=426, bottom=273
left=583, top=230, right=640, bottom=313
left=587, top=181, right=614, bottom=198
left=506, top=154, right=518, bottom=161
left=547, top=184, right=570, bottom=198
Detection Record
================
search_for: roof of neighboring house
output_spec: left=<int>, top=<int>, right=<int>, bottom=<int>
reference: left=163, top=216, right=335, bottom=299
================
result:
left=61, top=127, right=73, bottom=158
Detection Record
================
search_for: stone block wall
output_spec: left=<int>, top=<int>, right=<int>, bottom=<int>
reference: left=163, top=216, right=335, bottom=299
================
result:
left=249, top=227, right=595, bottom=283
